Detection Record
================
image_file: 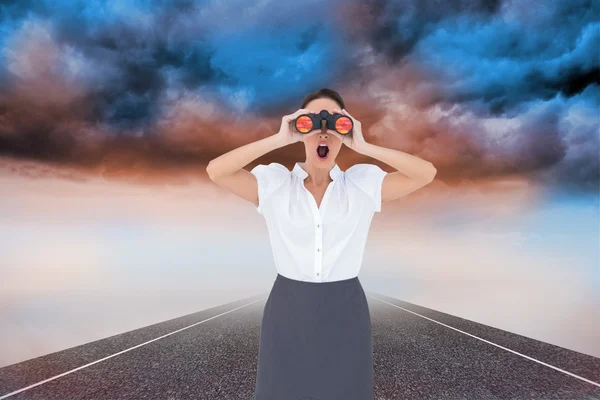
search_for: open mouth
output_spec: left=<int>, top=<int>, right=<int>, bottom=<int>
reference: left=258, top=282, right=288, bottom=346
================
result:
left=317, top=144, right=329, bottom=160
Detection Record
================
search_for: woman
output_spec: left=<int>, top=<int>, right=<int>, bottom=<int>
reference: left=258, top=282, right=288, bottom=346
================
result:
left=206, top=88, right=437, bottom=399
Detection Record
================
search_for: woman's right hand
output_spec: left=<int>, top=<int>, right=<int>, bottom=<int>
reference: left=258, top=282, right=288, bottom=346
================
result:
left=275, top=108, right=312, bottom=145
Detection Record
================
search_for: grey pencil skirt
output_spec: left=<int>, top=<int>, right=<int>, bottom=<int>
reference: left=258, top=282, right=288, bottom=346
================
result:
left=253, top=272, right=374, bottom=400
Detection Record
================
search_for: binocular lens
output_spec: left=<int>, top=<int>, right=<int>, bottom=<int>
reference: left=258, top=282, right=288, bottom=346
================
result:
left=335, top=117, right=352, bottom=135
left=294, top=113, right=353, bottom=135
left=296, top=115, right=313, bottom=133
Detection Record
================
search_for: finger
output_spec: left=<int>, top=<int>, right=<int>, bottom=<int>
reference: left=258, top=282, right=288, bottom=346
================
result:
left=341, top=108, right=354, bottom=119
left=298, top=130, right=314, bottom=141
left=330, top=131, right=343, bottom=141
left=301, top=130, right=320, bottom=141
left=285, top=110, right=303, bottom=121
left=284, top=109, right=310, bottom=122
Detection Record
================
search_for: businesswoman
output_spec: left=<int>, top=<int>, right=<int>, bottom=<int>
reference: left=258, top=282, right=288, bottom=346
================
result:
left=206, top=88, right=437, bottom=399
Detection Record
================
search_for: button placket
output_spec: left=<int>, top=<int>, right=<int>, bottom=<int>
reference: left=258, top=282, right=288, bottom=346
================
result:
left=315, top=182, right=336, bottom=282
left=299, top=172, right=335, bottom=282
left=315, top=215, right=322, bottom=280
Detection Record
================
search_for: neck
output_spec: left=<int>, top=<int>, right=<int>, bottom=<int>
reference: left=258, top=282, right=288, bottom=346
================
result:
left=300, top=161, right=333, bottom=186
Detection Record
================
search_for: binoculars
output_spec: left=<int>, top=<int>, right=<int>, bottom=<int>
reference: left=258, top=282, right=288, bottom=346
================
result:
left=294, top=110, right=353, bottom=135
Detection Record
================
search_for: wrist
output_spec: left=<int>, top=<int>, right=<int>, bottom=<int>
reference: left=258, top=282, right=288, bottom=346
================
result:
left=270, top=133, right=289, bottom=148
left=354, top=140, right=370, bottom=154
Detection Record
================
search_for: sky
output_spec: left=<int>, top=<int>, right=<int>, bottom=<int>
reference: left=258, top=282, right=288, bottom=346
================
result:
left=0, top=0, right=599, bottom=368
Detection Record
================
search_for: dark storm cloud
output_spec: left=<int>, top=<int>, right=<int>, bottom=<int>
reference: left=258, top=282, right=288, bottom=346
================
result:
left=364, top=0, right=502, bottom=63
left=0, top=0, right=354, bottom=120
left=0, top=0, right=597, bottom=192
left=336, top=0, right=598, bottom=192
left=355, top=0, right=599, bottom=112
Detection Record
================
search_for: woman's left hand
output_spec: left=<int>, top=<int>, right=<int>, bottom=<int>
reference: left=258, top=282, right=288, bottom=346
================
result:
left=333, top=108, right=368, bottom=153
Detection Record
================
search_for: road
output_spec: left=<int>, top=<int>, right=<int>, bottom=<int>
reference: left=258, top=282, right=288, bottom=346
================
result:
left=1, top=292, right=599, bottom=399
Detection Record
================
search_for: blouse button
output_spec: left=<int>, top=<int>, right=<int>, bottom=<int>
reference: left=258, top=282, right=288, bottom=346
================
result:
left=317, top=248, right=320, bottom=252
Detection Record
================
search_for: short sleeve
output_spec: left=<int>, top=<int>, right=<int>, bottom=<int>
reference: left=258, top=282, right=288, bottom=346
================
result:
left=345, top=163, right=388, bottom=212
left=250, top=162, right=290, bottom=215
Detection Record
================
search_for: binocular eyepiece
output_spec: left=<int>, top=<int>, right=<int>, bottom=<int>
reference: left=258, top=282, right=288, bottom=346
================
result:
left=294, top=109, right=353, bottom=135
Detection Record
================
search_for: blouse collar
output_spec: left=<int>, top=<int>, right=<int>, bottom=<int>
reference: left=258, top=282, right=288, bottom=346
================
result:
left=293, top=162, right=342, bottom=181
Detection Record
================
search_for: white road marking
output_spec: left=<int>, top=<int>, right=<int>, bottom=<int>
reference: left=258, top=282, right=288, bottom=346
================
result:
left=369, top=295, right=600, bottom=388
left=0, top=298, right=267, bottom=399
left=3, top=294, right=597, bottom=399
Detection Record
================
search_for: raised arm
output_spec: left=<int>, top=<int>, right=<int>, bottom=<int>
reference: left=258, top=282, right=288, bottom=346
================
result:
left=206, top=108, right=311, bottom=206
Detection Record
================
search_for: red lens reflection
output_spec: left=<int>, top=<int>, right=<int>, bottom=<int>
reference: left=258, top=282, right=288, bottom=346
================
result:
left=296, top=116, right=313, bottom=133
left=335, top=117, right=352, bottom=134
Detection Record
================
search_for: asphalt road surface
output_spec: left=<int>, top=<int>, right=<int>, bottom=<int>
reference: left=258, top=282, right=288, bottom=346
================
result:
left=1, top=292, right=599, bottom=399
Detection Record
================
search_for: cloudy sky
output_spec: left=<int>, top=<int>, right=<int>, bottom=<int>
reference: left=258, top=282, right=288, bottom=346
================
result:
left=1, top=0, right=598, bottom=368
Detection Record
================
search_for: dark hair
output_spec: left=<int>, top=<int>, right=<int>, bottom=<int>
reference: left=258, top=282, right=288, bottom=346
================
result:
left=300, top=88, right=345, bottom=110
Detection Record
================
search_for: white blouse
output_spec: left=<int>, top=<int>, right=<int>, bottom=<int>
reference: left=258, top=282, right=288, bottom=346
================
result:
left=250, top=161, right=388, bottom=282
